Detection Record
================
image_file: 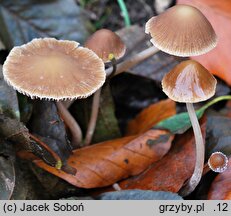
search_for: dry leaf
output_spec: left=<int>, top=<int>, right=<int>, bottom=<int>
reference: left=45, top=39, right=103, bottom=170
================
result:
left=178, top=0, right=231, bottom=86
left=126, top=99, right=176, bottom=135
left=208, top=158, right=231, bottom=200
left=119, top=118, right=206, bottom=192
left=19, top=129, right=173, bottom=188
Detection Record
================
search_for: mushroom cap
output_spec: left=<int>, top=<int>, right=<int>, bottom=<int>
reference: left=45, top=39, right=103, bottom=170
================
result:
left=208, top=152, right=228, bottom=173
left=3, top=38, right=106, bottom=100
left=145, top=4, right=217, bottom=57
left=162, top=60, right=217, bottom=103
left=85, top=29, right=126, bottom=63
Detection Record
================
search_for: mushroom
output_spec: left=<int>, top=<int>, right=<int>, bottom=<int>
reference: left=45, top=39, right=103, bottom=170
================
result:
left=3, top=38, right=106, bottom=147
left=208, top=152, right=228, bottom=173
left=84, top=29, right=126, bottom=145
left=162, top=59, right=217, bottom=195
left=85, top=28, right=126, bottom=63
left=145, top=4, right=217, bottom=56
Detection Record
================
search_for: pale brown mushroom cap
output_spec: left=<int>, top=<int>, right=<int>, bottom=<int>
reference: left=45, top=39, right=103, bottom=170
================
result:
left=162, top=60, right=217, bottom=103
left=145, top=4, right=217, bottom=57
left=85, top=29, right=126, bottom=63
left=3, top=38, right=106, bottom=100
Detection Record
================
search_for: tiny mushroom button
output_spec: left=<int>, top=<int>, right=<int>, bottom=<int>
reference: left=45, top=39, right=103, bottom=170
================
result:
left=3, top=38, right=106, bottom=100
left=145, top=4, right=217, bottom=57
left=208, top=152, right=228, bottom=173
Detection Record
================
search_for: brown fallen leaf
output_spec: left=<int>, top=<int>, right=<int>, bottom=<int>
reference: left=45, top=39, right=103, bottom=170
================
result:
left=119, top=118, right=206, bottom=192
left=126, top=99, right=176, bottom=135
left=178, top=0, right=231, bottom=86
left=208, top=158, right=231, bottom=200
left=19, top=129, right=173, bottom=188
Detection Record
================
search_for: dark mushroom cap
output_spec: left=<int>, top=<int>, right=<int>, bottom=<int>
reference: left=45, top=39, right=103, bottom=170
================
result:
left=85, top=29, right=126, bottom=63
left=162, top=60, right=217, bottom=103
left=145, top=4, right=217, bottom=57
left=3, top=38, right=106, bottom=100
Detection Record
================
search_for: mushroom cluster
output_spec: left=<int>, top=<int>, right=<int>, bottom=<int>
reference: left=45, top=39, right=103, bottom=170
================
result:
left=1, top=2, right=221, bottom=197
left=146, top=4, right=218, bottom=195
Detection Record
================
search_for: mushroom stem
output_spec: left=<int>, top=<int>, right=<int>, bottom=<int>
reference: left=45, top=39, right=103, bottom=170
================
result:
left=112, top=183, right=122, bottom=191
left=84, top=88, right=101, bottom=146
left=180, top=103, right=205, bottom=196
left=107, top=57, right=117, bottom=79
left=106, top=46, right=159, bottom=77
left=84, top=56, right=118, bottom=146
left=56, top=101, right=82, bottom=148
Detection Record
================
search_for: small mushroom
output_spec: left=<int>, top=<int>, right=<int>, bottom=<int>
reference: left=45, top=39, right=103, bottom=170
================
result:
left=208, top=152, right=228, bottom=173
left=145, top=4, right=217, bottom=56
left=85, top=28, right=126, bottom=63
left=3, top=38, right=106, bottom=147
left=84, top=29, right=126, bottom=145
left=162, top=60, right=217, bottom=103
left=162, top=60, right=217, bottom=196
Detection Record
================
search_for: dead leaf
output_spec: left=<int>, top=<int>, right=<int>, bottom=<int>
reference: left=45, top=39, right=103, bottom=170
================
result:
left=20, top=129, right=173, bottom=188
left=177, top=0, right=231, bottom=86
left=126, top=99, right=176, bottom=135
left=119, top=118, right=206, bottom=192
left=208, top=158, right=231, bottom=200
left=30, top=101, right=72, bottom=162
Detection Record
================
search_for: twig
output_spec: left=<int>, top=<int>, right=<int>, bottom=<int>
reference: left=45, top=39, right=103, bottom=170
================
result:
left=106, top=46, right=159, bottom=76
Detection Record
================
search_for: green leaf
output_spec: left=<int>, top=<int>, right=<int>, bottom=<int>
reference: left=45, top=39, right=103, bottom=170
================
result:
left=155, top=95, right=231, bottom=134
left=0, top=0, right=89, bottom=49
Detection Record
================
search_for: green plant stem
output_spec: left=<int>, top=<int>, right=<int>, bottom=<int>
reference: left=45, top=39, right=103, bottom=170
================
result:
left=117, top=0, right=131, bottom=27
left=199, top=95, right=231, bottom=112
left=179, top=103, right=204, bottom=196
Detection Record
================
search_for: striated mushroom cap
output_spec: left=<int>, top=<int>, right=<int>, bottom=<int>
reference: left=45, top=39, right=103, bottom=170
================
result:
left=85, top=29, right=126, bottom=63
left=3, top=38, right=106, bottom=100
left=162, top=60, right=217, bottom=103
left=208, top=152, right=228, bottom=173
left=145, top=4, right=217, bottom=57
